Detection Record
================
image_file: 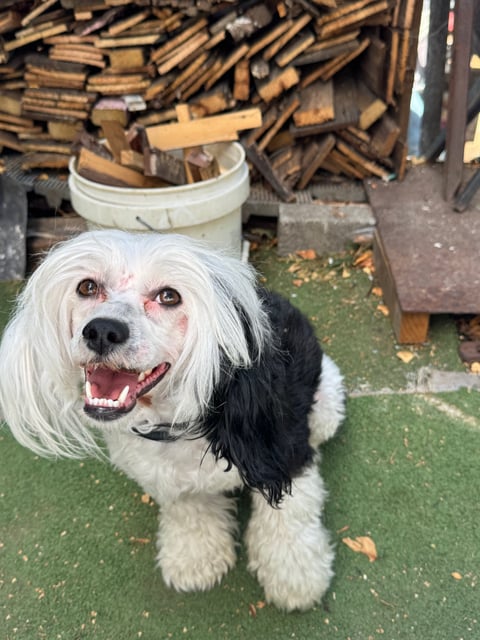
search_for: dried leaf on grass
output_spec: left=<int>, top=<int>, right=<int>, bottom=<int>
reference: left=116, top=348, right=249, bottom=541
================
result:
left=342, top=536, right=378, bottom=562
left=296, top=249, right=317, bottom=260
left=396, top=351, right=415, bottom=364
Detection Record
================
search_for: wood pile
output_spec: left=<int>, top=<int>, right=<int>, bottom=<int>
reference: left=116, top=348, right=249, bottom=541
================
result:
left=0, top=0, right=422, bottom=201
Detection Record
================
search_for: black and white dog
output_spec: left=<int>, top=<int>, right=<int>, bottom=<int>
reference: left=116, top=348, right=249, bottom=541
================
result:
left=0, top=230, right=344, bottom=610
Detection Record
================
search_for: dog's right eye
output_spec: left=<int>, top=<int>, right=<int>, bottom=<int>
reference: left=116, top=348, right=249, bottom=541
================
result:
left=77, top=279, right=99, bottom=297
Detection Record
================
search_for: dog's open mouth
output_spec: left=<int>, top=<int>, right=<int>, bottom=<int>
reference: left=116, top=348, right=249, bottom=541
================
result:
left=83, top=362, right=170, bottom=420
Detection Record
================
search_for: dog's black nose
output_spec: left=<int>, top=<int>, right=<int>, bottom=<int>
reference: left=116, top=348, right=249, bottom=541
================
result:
left=82, top=318, right=130, bottom=355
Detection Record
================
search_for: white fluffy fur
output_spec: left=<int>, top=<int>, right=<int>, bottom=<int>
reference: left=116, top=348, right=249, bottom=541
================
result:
left=0, top=230, right=345, bottom=611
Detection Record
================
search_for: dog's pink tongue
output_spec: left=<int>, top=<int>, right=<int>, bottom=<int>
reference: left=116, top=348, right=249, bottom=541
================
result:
left=87, top=367, right=138, bottom=400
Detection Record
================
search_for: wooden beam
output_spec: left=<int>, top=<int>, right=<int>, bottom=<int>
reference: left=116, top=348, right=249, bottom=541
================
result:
left=444, top=0, right=474, bottom=201
left=146, top=108, right=262, bottom=150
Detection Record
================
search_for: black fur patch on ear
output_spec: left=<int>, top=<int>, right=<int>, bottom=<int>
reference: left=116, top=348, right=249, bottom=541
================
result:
left=199, top=290, right=322, bottom=506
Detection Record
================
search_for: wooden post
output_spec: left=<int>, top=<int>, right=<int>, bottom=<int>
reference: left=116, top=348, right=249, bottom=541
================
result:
left=444, top=0, right=474, bottom=201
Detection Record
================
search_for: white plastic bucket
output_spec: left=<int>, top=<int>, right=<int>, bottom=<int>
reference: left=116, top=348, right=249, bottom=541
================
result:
left=68, top=142, right=249, bottom=257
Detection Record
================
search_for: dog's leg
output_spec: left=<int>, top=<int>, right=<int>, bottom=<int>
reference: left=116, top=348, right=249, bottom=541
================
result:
left=245, top=463, right=334, bottom=611
left=156, top=493, right=238, bottom=592
left=309, top=354, right=345, bottom=447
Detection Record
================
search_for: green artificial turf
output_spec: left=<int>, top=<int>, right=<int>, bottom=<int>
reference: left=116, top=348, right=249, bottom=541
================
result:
left=1, top=245, right=479, bottom=640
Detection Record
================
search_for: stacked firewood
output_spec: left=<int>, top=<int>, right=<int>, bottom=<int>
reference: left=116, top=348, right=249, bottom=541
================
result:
left=0, top=0, right=420, bottom=200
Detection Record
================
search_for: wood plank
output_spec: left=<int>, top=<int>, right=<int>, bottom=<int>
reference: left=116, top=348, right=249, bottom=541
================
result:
left=76, top=147, right=164, bottom=188
left=291, top=75, right=358, bottom=137
left=205, top=43, right=249, bottom=90
left=373, top=230, right=430, bottom=344
left=357, top=81, right=387, bottom=130
left=233, top=59, right=250, bottom=101
left=256, top=66, right=300, bottom=103
left=297, top=133, right=336, bottom=189
left=263, top=14, right=312, bottom=60
left=101, top=120, right=130, bottom=163
left=293, top=81, right=334, bottom=127
left=244, top=142, right=296, bottom=202
left=146, top=108, right=262, bottom=150
left=258, top=96, right=300, bottom=150
left=444, top=0, right=474, bottom=201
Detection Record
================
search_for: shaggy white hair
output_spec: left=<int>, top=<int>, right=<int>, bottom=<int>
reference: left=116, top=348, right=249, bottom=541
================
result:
left=0, top=230, right=345, bottom=611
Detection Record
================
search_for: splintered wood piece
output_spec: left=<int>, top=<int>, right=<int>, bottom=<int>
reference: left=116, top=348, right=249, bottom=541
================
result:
left=316, top=0, right=377, bottom=27
left=257, top=96, right=300, bottom=150
left=291, top=75, right=358, bottom=137
left=318, top=1, right=388, bottom=38
left=301, top=38, right=370, bottom=87
left=263, top=14, right=312, bottom=61
left=76, top=147, right=163, bottom=188
left=256, top=66, right=300, bottom=103
left=311, top=0, right=337, bottom=6
left=21, top=0, right=60, bottom=27
left=94, top=34, right=162, bottom=48
left=328, top=148, right=366, bottom=179
left=190, top=86, right=234, bottom=117
left=108, top=47, right=146, bottom=69
left=297, top=133, right=336, bottom=189
left=246, top=20, right=293, bottom=60
left=151, top=18, right=208, bottom=63
left=233, top=59, right=250, bottom=101
left=385, top=28, right=399, bottom=104
left=5, top=23, right=68, bottom=51
left=21, top=152, right=70, bottom=170
left=175, top=103, right=196, bottom=183
left=0, top=130, right=24, bottom=152
left=244, top=142, right=295, bottom=202
left=157, top=31, right=209, bottom=75
left=204, top=43, right=249, bottom=90
left=357, top=82, right=387, bottom=130
left=101, top=120, right=130, bottom=163
left=143, top=146, right=186, bottom=185
left=293, top=81, right=334, bottom=127
left=322, top=38, right=370, bottom=81
left=370, top=114, right=400, bottom=157
left=275, top=32, right=315, bottom=67
left=335, top=139, right=391, bottom=179
left=294, top=39, right=360, bottom=66
left=360, top=34, right=387, bottom=98
left=185, top=148, right=220, bottom=181
left=161, top=52, right=208, bottom=99
left=338, top=127, right=393, bottom=168
left=146, top=108, right=262, bottom=150
left=244, top=105, right=279, bottom=146
left=106, top=9, right=150, bottom=36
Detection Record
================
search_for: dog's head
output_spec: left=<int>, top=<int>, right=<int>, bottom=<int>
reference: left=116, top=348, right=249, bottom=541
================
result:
left=0, top=230, right=269, bottom=457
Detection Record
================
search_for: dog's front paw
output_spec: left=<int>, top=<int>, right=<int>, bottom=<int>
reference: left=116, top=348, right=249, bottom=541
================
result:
left=248, top=541, right=334, bottom=611
left=156, top=495, right=237, bottom=592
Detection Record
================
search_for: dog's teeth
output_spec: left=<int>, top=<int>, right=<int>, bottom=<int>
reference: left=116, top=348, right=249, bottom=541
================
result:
left=138, top=369, right=152, bottom=383
left=117, top=385, right=130, bottom=405
left=85, top=380, right=93, bottom=400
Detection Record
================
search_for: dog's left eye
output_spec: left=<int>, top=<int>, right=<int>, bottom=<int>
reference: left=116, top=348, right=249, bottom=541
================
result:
left=155, top=288, right=182, bottom=306
left=77, top=279, right=99, bottom=297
